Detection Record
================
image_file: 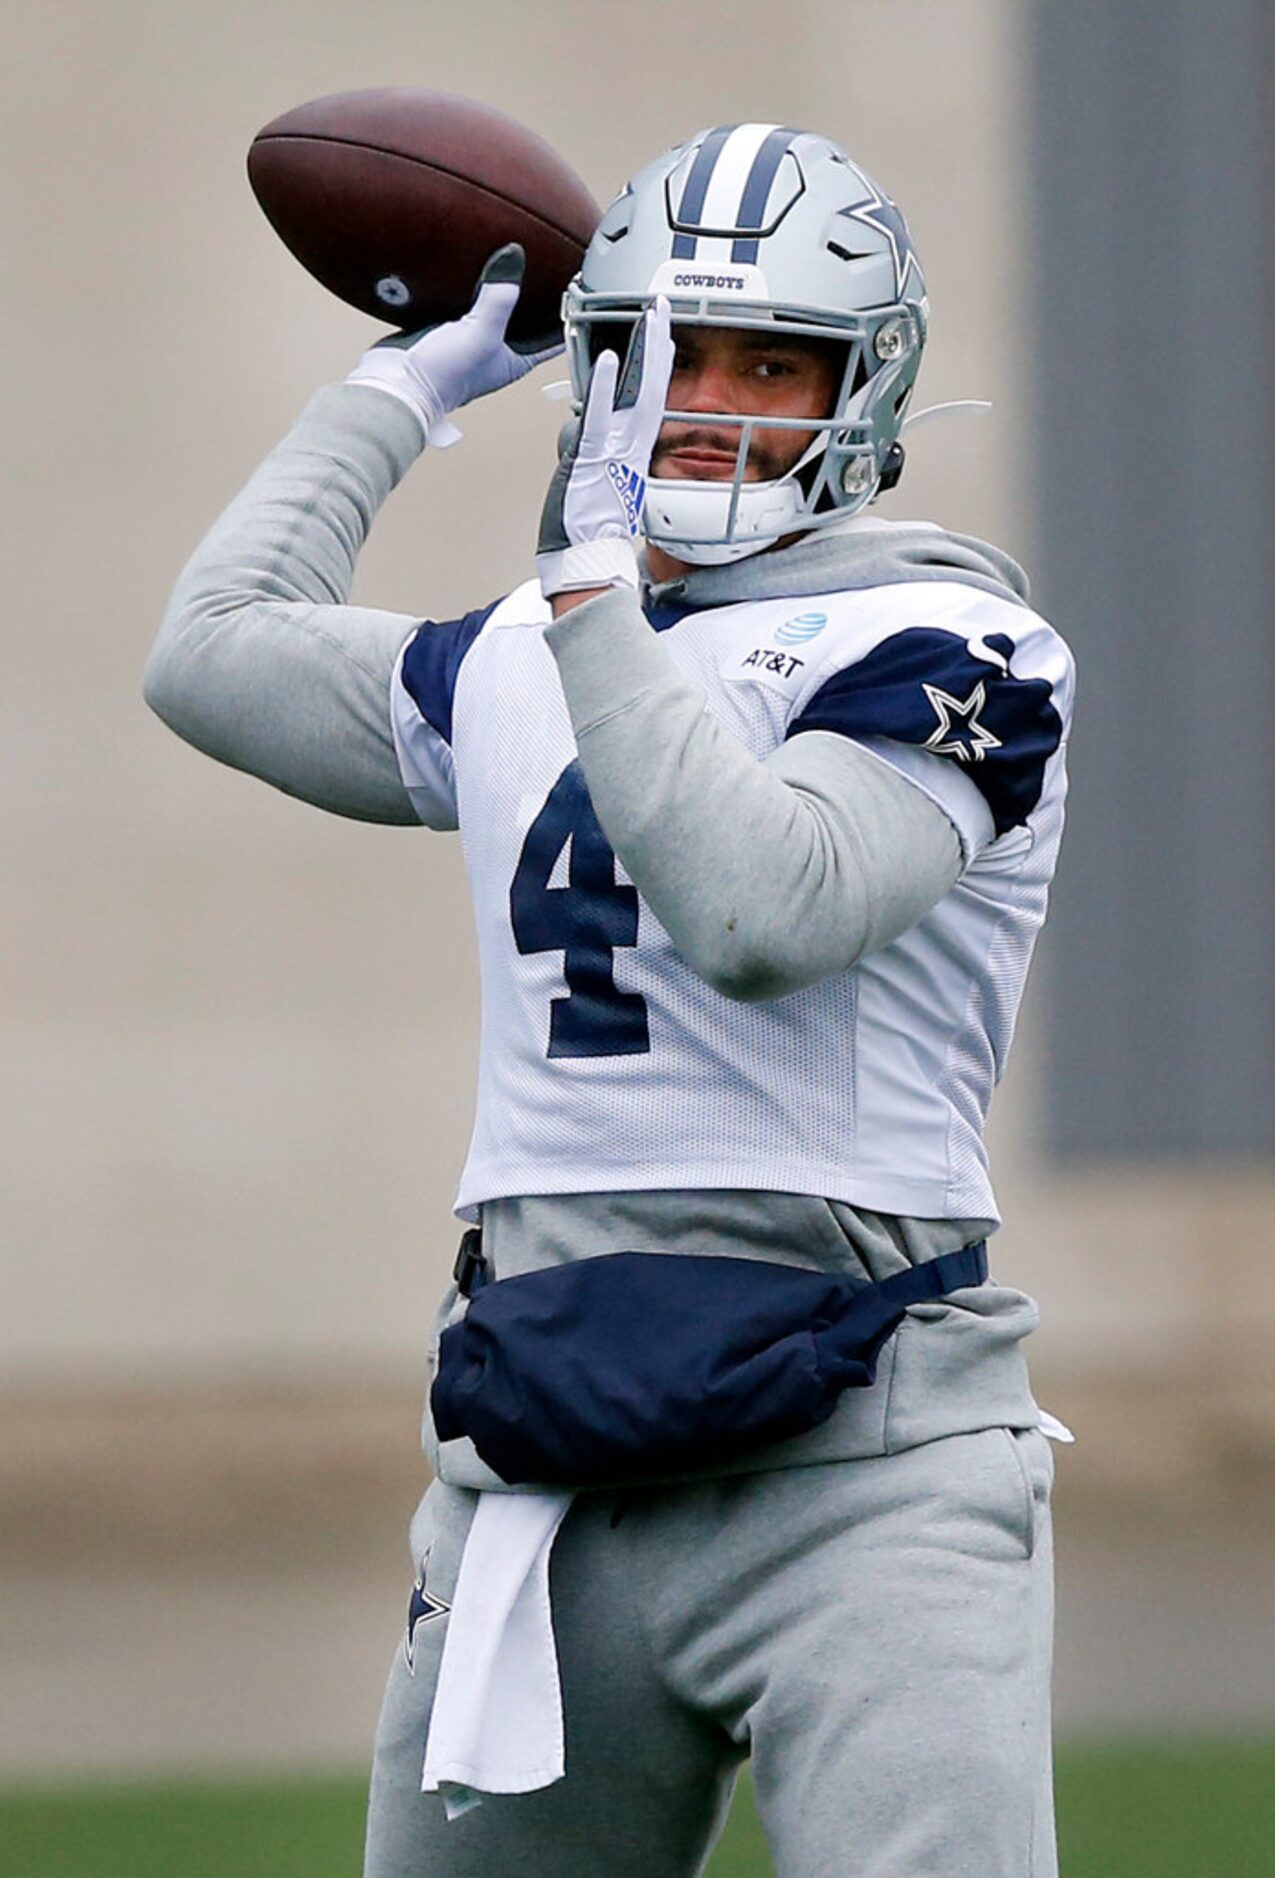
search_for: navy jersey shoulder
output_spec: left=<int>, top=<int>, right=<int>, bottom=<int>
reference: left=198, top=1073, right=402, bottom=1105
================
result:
left=787, top=626, right=1065, bottom=837
left=399, top=599, right=503, bottom=745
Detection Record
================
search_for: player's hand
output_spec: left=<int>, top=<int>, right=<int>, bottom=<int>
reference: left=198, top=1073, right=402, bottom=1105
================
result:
left=536, top=297, right=674, bottom=597
left=345, top=243, right=563, bottom=447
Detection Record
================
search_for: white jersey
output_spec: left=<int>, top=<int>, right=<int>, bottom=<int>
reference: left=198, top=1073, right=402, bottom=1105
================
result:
left=390, top=577, right=1073, bottom=1223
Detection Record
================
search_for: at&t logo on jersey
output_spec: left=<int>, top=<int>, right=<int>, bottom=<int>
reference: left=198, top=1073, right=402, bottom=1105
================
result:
left=607, top=459, right=647, bottom=537
left=736, top=612, right=826, bottom=685
left=774, top=611, right=828, bottom=646
left=742, top=646, right=807, bottom=680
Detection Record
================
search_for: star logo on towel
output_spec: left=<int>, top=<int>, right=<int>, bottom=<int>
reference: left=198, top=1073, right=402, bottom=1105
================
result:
left=405, top=1548, right=451, bottom=1673
left=922, top=680, right=1002, bottom=762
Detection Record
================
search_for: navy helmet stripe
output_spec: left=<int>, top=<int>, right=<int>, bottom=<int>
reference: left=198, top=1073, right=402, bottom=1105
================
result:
left=731, top=126, right=800, bottom=264
left=670, top=124, right=738, bottom=259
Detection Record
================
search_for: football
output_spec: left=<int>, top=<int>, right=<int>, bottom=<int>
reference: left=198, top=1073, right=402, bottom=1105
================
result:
left=247, top=88, right=601, bottom=341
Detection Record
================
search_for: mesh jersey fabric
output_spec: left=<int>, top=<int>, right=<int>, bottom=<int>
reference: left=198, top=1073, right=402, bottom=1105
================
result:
left=389, top=575, right=1072, bottom=1224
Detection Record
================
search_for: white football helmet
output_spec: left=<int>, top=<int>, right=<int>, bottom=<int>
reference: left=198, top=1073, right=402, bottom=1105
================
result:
left=564, top=124, right=928, bottom=564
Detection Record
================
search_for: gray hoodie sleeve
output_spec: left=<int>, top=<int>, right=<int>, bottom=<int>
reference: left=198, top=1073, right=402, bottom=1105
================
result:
left=144, top=383, right=430, bottom=824
left=544, top=586, right=966, bottom=1001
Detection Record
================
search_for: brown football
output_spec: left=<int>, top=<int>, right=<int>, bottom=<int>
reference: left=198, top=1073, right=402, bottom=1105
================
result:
left=247, top=88, right=601, bottom=340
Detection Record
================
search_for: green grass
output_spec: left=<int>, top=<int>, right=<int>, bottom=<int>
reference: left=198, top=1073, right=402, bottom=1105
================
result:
left=1, top=1740, right=1272, bottom=1876
left=0, top=1773, right=368, bottom=1878
left=1054, top=1739, right=1275, bottom=1878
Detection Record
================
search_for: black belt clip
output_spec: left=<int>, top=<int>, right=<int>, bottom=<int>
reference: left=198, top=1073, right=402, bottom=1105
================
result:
left=453, top=1228, right=489, bottom=1299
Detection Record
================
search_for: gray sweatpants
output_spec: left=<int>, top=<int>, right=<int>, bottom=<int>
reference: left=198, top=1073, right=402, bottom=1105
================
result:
left=365, top=1429, right=1057, bottom=1877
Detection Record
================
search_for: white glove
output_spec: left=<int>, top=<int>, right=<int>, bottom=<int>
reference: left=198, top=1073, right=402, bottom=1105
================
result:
left=536, top=297, right=674, bottom=595
left=346, top=244, right=562, bottom=447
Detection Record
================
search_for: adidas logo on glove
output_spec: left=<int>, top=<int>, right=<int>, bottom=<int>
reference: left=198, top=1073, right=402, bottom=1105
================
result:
left=606, top=459, right=646, bottom=537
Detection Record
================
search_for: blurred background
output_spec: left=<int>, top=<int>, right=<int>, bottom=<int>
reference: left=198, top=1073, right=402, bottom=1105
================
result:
left=3, top=0, right=1273, bottom=1870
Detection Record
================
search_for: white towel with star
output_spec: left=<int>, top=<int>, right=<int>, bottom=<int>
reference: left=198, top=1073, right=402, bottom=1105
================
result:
left=421, top=1487, right=574, bottom=1815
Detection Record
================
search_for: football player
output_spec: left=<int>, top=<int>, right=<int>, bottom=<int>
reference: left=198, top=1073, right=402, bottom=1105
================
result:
left=147, top=124, right=1072, bottom=1877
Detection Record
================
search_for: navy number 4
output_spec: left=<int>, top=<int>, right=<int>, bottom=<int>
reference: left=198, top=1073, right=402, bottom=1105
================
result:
left=510, top=761, right=651, bottom=1058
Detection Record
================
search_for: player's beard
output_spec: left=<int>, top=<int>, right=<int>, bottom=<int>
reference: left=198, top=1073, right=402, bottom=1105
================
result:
left=651, top=421, right=814, bottom=486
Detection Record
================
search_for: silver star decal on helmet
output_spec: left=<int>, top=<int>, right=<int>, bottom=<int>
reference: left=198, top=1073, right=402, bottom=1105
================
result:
left=837, top=188, right=923, bottom=301
left=922, top=681, right=1002, bottom=762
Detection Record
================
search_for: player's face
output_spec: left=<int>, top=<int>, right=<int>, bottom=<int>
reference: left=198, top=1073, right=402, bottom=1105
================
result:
left=650, top=325, right=843, bottom=484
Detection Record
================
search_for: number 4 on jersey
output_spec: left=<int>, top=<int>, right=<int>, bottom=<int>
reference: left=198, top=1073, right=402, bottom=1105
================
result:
left=510, top=761, right=651, bottom=1059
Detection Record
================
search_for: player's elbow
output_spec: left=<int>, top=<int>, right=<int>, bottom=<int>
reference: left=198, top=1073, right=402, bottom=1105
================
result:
left=687, top=896, right=874, bottom=1001
left=143, top=583, right=261, bottom=748
left=142, top=606, right=217, bottom=745
left=709, top=962, right=796, bottom=1002
left=693, top=926, right=819, bottom=1003
left=142, top=623, right=190, bottom=734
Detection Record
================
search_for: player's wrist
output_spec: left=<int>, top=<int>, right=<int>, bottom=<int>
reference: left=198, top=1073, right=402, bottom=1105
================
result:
left=344, top=354, right=448, bottom=434
left=339, top=373, right=434, bottom=443
left=537, top=539, right=640, bottom=600
left=550, top=587, right=612, bottom=618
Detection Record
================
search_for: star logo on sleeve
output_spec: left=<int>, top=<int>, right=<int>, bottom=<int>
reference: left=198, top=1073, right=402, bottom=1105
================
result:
left=404, top=1548, right=450, bottom=1674
left=922, top=680, right=1003, bottom=762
